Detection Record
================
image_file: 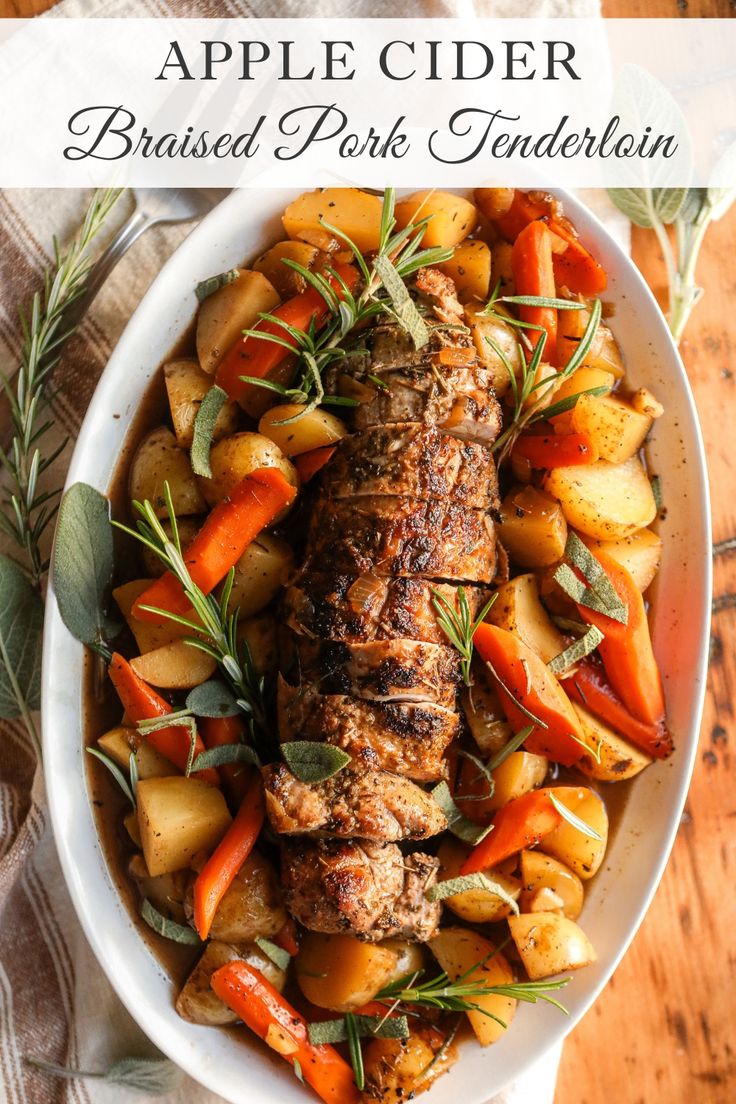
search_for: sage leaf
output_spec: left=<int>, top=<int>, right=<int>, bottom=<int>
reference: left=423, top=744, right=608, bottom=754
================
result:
left=190, top=743, right=260, bottom=773
left=0, top=554, right=42, bottom=719
left=707, top=140, right=736, bottom=221
left=186, top=678, right=239, bottom=717
left=105, top=1058, right=183, bottom=1094
left=281, top=741, right=351, bottom=783
left=308, top=1014, right=409, bottom=1046
left=195, top=268, right=239, bottom=302
left=191, top=385, right=228, bottom=478
left=53, top=483, right=118, bottom=651
left=651, top=475, right=663, bottom=511
left=549, top=793, right=603, bottom=840
left=677, top=188, right=707, bottom=226
left=373, top=253, right=429, bottom=350
left=86, top=747, right=135, bottom=807
left=140, top=898, right=201, bottom=945
left=548, top=626, right=605, bottom=675
left=431, top=781, right=493, bottom=846
left=426, top=873, right=520, bottom=915
left=255, top=936, right=292, bottom=971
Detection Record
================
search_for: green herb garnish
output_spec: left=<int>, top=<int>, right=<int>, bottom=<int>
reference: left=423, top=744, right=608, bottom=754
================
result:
left=431, top=586, right=496, bottom=687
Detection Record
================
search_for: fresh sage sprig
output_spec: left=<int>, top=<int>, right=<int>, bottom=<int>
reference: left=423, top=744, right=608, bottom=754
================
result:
left=26, top=1055, right=182, bottom=1096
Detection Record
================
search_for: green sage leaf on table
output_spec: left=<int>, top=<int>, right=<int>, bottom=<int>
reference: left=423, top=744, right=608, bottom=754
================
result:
left=191, top=385, right=228, bottom=478
left=53, top=482, right=119, bottom=656
left=281, top=741, right=351, bottom=783
left=26, top=1055, right=183, bottom=1096
left=0, top=554, right=43, bottom=720
left=186, top=678, right=240, bottom=718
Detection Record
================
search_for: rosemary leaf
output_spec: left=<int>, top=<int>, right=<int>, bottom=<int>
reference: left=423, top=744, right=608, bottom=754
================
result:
left=86, top=747, right=135, bottom=807
left=549, top=792, right=603, bottom=840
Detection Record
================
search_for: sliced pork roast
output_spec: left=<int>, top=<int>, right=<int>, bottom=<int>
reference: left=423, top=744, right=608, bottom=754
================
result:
left=271, top=303, right=501, bottom=943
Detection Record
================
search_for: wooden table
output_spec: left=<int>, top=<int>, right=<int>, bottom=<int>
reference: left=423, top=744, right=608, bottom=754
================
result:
left=1, top=0, right=734, bottom=1101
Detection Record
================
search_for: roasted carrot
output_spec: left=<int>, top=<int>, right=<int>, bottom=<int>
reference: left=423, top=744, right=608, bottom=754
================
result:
left=107, top=653, right=218, bottom=785
left=210, top=961, right=360, bottom=1104
left=294, top=445, right=336, bottom=484
left=473, top=622, right=586, bottom=767
left=512, top=431, right=597, bottom=469
left=492, top=189, right=549, bottom=241
left=561, top=658, right=673, bottom=759
left=460, top=787, right=563, bottom=874
left=192, top=771, right=264, bottom=939
left=454, top=755, right=495, bottom=824
left=575, top=549, right=666, bottom=727
left=216, top=263, right=360, bottom=410
left=542, top=216, right=608, bottom=295
left=511, top=220, right=558, bottom=364
left=132, top=467, right=296, bottom=624
left=273, top=915, right=300, bottom=957
left=200, top=714, right=251, bottom=805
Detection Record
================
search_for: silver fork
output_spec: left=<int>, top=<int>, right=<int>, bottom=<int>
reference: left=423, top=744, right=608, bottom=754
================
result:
left=62, top=187, right=231, bottom=329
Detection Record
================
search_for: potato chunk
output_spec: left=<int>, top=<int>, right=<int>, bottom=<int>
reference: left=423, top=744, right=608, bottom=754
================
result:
left=587, top=528, right=662, bottom=593
left=362, top=1025, right=456, bottom=1103
left=573, top=704, right=653, bottom=782
left=176, top=941, right=286, bottom=1026
left=113, top=579, right=189, bottom=653
left=497, top=485, right=568, bottom=567
left=163, top=359, right=239, bottom=449
left=519, top=850, right=584, bottom=921
left=129, top=426, right=206, bottom=518
left=571, top=392, right=652, bottom=463
left=258, top=404, right=347, bottom=457
left=195, top=851, right=286, bottom=943
left=438, top=239, right=491, bottom=301
left=545, top=455, right=657, bottom=540
left=202, top=432, right=298, bottom=512
left=509, top=912, right=596, bottom=979
left=542, top=787, right=608, bottom=879
left=465, top=303, right=523, bottom=398
left=97, top=725, right=173, bottom=780
left=488, top=573, right=566, bottom=663
left=394, top=191, right=477, bottom=248
left=253, top=240, right=321, bottom=299
left=226, top=534, right=295, bottom=618
left=196, top=269, right=280, bottom=375
left=430, top=927, right=516, bottom=1046
left=137, top=776, right=232, bottom=876
left=437, top=839, right=521, bottom=923
left=296, top=933, right=399, bottom=1012
left=130, top=640, right=216, bottom=690
left=487, top=751, right=549, bottom=812
left=283, top=188, right=383, bottom=253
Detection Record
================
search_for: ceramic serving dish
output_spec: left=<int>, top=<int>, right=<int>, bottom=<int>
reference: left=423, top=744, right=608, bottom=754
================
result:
left=41, top=187, right=712, bottom=1103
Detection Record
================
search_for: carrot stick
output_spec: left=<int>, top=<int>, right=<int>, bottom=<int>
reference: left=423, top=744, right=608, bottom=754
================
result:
left=132, top=467, right=296, bottom=624
left=200, top=714, right=251, bottom=805
left=294, top=445, right=336, bottom=484
left=210, top=961, right=360, bottom=1104
left=273, top=915, right=300, bottom=957
left=512, top=431, right=597, bottom=469
left=460, top=787, right=563, bottom=874
left=542, top=217, right=608, bottom=295
left=108, top=653, right=218, bottom=785
left=511, top=220, right=558, bottom=364
left=473, top=622, right=586, bottom=767
left=574, top=549, right=666, bottom=727
left=216, top=264, right=360, bottom=410
left=492, top=189, right=549, bottom=241
left=192, top=772, right=264, bottom=939
left=561, top=659, right=673, bottom=759
left=454, top=756, right=495, bottom=825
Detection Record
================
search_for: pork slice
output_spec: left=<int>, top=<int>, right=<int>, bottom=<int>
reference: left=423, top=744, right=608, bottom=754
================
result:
left=281, top=838, right=441, bottom=941
left=282, top=573, right=488, bottom=646
left=280, top=631, right=460, bottom=707
left=305, top=495, right=497, bottom=584
left=262, top=763, right=447, bottom=842
left=277, top=675, right=458, bottom=782
left=323, top=423, right=499, bottom=510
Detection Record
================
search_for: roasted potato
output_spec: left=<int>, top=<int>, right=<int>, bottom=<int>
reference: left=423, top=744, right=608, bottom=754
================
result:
left=258, top=404, right=347, bottom=457
left=431, top=927, right=516, bottom=1046
left=573, top=704, right=653, bottom=782
left=556, top=305, right=624, bottom=378
left=545, top=455, right=657, bottom=540
left=137, top=776, right=232, bottom=876
left=461, top=676, right=512, bottom=756
left=196, top=851, right=286, bottom=943
left=139, top=517, right=201, bottom=577
left=282, top=188, right=383, bottom=253
left=394, top=191, right=477, bottom=249
left=571, top=392, right=653, bottom=464
left=130, top=640, right=217, bottom=690
left=201, top=432, right=298, bottom=512
left=362, top=1025, right=456, bottom=1103
left=519, top=850, right=584, bottom=921
left=296, top=933, right=399, bottom=1012
left=226, top=534, right=295, bottom=618
left=474, top=187, right=515, bottom=219
left=163, top=359, right=239, bottom=449
left=129, top=426, right=207, bottom=518
left=97, top=725, right=173, bottom=780
left=488, top=573, right=566, bottom=663
left=196, top=269, right=280, bottom=375
left=487, top=751, right=549, bottom=812
left=497, top=485, right=568, bottom=567
left=253, top=240, right=321, bottom=299
left=465, top=303, right=523, bottom=397
left=113, top=579, right=189, bottom=653
left=548, top=365, right=615, bottom=434
left=128, top=854, right=188, bottom=921
left=509, top=912, right=596, bottom=979
left=587, top=528, right=662, bottom=593
left=491, top=240, right=514, bottom=293
left=543, top=786, right=608, bottom=879
left=438, top=239, right=492, bottom=302
left=123, top=811, right=141, bottom=847
left=176, top=941, right=286, bottom=1026
left=437, top=839, right=521, bottom=923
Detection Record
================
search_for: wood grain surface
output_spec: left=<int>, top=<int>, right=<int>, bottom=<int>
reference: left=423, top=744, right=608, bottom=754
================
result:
left=0, top=0, right=734, bottom=1101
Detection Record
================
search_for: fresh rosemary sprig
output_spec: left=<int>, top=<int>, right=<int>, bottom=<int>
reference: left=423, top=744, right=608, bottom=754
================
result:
left=240, top=188, right=454, bottom=421
left=0, top=189, right=122, bottom=589
left=431, top=586, right=497, bottom=687
left=113, top=484, right=270, bottom=751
